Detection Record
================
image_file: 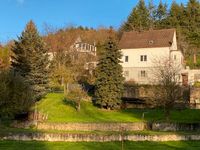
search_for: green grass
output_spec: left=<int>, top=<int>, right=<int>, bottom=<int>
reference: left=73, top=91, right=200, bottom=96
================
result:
left=1, top=141, right=200, bottom=150
left=36, top=93, right=200, bottom=123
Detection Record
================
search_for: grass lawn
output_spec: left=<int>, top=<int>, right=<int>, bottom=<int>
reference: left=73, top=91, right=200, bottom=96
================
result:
left=36, top=93, right=200, bottom=123
left=1, top=141, right=200, bottom=150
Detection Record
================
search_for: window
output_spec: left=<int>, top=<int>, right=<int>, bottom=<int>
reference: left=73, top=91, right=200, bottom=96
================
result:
left=124, top=71, right=129, bottom=77
left=140, top=55, right=147, bottom=61
left=144, top=55, right=147, bottom=61
left=174, top=55, right=177, bottom=60
left=141, top=70, right=147, bottom=78
left=125, top=56, right=129, bottom=62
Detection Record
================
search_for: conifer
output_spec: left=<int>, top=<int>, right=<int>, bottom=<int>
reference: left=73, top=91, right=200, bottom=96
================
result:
left=95, top=38, right=124, bottom=110
left=12, top=21, right=49, bottom=100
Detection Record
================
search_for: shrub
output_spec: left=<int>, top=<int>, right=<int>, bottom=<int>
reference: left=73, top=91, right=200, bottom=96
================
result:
left=0, top=70, right=34, bottom=118
left=194, top=81, right=200, bottom=87
left=66, top=86, right=87, bottom=111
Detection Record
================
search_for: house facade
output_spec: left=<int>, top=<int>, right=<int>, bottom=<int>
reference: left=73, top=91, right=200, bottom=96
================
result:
left=119, top=29, right=184, bottom=84
left=48, top=37, right=97, bottom=60
left=48, top=37, right=97, bottom=72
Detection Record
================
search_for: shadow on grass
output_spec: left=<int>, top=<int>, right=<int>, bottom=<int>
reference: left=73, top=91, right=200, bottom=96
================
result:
left=0, top=140, right=48, bottom=150
left=63, top=98, right=77, bottom=110
left=120, top=107, right=200, bottom=123
left=0, top=123, right=49, bottom=150
left=121, top=108, right=165, bottom=122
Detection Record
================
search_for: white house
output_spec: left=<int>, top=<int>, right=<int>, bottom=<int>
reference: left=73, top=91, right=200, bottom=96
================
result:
left=48, top=37, right=97, bottom=61
left=119, top=29, right=185, bottom=84
left=48, top=37, right=97, bottom=71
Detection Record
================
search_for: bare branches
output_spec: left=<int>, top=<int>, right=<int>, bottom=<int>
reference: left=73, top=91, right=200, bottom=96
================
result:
left=150, top=57, right=183, bottom=119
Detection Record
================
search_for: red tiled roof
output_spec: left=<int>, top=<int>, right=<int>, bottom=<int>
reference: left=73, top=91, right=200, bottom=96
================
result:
left=119, top=29, right=175, bottom=49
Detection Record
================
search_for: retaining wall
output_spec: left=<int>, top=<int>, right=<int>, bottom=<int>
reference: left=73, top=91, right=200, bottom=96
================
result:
left=12, top=121, right=200, bottom=132
left=37, top=122, right=147, bottom=131
left=37, top=122, right=200, bottom=132
left=152, top=123, right=200, bottom=131
left=1, top=133, right=200, bottom=142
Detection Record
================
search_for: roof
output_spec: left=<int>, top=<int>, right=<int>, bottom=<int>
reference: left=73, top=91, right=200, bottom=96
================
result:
left=119, top=29, right=175, bottom=49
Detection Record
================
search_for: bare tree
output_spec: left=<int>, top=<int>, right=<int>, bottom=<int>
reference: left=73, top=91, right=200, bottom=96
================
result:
left=67, top=85, right=86, bottom=111
left=150, top=57, right=182, bottom=120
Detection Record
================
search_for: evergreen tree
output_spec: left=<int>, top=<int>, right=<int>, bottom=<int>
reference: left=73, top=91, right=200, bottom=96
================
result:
left=154, top=0, right=167, bottom=28
left=148, top=0, right=156, bottom=29
left=12, top=21, right=49, bottom=100
left=120, top=0, right=150, bottom=32
left=168, top=1, right=183, bottom=27
left=95, top=38, right=124, bottom=110
left=166, top=2, right=187, bottom=55
left=185, top=0, right=200, bottom=48
left=185, top=0, right=200, bottom=67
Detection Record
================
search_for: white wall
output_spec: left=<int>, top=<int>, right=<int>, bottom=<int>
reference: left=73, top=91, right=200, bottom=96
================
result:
left=170, top=50, right=184, bottom=69
left=120, top=47, right=170, bottom=68
left=120, top=47, right=171, bottom=84
left=170, top=32, right=177, bottom=51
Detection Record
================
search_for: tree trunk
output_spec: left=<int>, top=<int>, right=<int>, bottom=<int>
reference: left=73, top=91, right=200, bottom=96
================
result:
left=64, top=83, right=66, bottom=95
left=165, top=109, right=170, bottom=121
left=66, top=83, right=69, bottom=94
left=77, top=100, right=80, bottom=112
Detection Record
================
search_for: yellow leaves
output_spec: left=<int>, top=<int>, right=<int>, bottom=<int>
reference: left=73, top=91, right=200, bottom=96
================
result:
left=51, top=64, right=74, bottom=84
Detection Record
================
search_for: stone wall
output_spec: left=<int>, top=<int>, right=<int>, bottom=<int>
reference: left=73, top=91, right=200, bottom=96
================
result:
left=123, top=85, right=154, bottom=99
left=152, top=123, right=200, bottom=131
left=1, top=133, right=200, bottom=142
left=12, top=122, right=200, bottom=132
left=123, top=85, right=189, bottom=108
left=37, top=122, right=147, bottom=131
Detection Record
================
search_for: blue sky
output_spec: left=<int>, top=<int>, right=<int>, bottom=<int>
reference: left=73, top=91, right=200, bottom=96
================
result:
left=0, top=0, right=188, bottom=43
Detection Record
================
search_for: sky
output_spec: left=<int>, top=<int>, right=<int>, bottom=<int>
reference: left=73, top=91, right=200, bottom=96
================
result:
left=0, top=0, right=189, bottom=43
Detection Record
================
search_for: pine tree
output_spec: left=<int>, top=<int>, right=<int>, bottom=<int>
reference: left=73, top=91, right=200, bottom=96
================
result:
left=185, top=0, right=200, bottom=67
left=120, top=0, right=150, bottom=32
left=166, top=2, right=187, bottom=55
left=148, top=0, right=156, bottom=29
left=168, top=1, right=183, bottom=27
left=95, top=37, right=124, bottom=110
left=185, top=0, right=200, bottom=47
left=154, top=0, right=167, bottom=28
left=12, top=20, right=49, bottom=100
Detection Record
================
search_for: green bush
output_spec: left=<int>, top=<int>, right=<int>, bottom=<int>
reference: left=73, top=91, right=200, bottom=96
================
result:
left=66, top=86, right=87, bottom=111
left=0, top=70, right=34, bottom=118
